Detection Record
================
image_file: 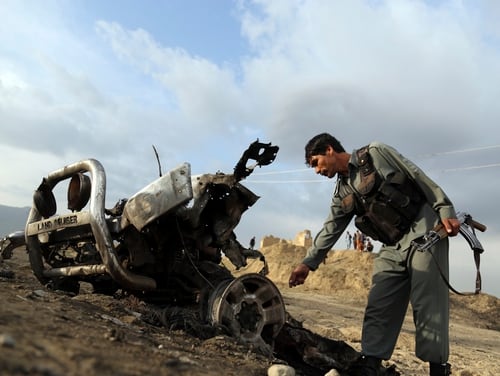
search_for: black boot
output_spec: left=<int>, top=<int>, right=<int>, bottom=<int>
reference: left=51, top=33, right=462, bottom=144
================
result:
left=429, top=362, right=451, bottom=375
left=347, top=355, right=381, bottom=376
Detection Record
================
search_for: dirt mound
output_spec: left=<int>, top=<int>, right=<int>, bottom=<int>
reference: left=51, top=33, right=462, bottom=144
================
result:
left=2, top=242, right=499, bottom=376
left=0, top=250, right=272, bottom=376
left=231, top=240, right=500, bottom=330
left=263, top=243, right=372, bottom=299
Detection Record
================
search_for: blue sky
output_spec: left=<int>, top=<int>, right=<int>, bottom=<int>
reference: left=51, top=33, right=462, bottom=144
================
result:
left=76, top=0, right=248, bottom=63
left=1, top=0, right=499, bottom=297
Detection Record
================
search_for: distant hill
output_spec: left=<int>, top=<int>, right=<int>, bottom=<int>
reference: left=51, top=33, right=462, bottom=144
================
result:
left=0, top=204, right=31, bottom=236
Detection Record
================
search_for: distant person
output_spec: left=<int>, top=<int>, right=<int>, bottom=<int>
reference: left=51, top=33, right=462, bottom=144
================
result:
left=288, top=133, right=460, bottom=375
left=366, top=238, right=374, bottom=252
left=249, top=236, right=256, bottom=250
left=345, top=231, right=353, bottom=249
left=357, top=231, right=366, bottom=252
left=354, top=230, right=365, bottom=251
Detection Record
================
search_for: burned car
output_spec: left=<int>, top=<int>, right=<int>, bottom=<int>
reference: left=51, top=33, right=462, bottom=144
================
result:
left=1, top=140, right=285, bottom=346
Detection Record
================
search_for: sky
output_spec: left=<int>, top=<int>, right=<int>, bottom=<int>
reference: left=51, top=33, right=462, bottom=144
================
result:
left=1, top=0, right=499, bottom=297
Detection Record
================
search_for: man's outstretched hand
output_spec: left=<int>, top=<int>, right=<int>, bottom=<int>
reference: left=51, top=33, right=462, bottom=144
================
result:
left=289, top=263, right=310, bottom=287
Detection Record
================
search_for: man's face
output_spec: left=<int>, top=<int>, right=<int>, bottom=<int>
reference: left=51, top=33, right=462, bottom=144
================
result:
left=309, top=146, right=338, bottom=179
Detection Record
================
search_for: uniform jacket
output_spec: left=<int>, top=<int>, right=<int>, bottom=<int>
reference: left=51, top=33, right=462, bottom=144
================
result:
left=303, top=141, right=456, bottom=270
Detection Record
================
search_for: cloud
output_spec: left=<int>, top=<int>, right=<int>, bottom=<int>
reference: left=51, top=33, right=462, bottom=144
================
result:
left=236, top=0, right=500, bottom=154
left=1, top=0, right=499, bottom=296
left=95, top=21, right=248, bottom=134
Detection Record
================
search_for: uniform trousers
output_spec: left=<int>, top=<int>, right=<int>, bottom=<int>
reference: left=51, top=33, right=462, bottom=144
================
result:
left=361, top=238, right=450, bottom=364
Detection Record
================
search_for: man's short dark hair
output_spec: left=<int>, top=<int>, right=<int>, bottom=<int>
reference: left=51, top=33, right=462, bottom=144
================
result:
left=304, top=133, right=345, bottom=165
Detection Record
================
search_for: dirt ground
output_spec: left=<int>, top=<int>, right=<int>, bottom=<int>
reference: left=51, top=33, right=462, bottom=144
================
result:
left=1, top=242, right=499, bottom=376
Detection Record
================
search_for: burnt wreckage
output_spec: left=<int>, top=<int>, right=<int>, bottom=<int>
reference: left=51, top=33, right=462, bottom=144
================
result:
left=1, top=141, right=398, bottom=376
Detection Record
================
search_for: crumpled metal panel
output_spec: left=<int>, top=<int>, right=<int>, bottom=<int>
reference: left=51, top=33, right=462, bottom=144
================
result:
left=122, top=163, right=193, bottom=231
left=191, top=173, right=237, bottom=199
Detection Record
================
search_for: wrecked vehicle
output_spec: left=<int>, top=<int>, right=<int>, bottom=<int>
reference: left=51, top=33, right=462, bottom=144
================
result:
left=1, top=140, right=408, bottom=375
left=1, top=140, right=286, bottom=347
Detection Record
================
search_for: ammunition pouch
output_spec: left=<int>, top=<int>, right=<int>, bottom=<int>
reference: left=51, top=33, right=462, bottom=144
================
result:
left=340, top=146, right=425, bottom=246
left=354, top=171, right=424, bottom=245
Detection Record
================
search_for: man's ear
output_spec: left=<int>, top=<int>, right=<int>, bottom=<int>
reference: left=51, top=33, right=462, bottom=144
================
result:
left=325, top=145, right=334, bottom=155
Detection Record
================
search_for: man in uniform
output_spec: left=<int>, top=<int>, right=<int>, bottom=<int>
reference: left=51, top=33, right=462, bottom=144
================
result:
left=288, top=133, right=460, bottom=376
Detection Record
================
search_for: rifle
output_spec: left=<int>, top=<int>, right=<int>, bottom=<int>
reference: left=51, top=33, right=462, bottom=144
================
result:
left=410, top=212, right=487, bottom=294
left=411, top=212, right=487, bottom=253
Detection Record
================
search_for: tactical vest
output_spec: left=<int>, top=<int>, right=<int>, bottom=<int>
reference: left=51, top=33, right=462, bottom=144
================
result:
left=340, top=146, right=425, bottom=245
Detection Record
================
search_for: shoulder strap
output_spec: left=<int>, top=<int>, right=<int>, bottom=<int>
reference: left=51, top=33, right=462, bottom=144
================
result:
left=356, top=145, right=375, bottom=177
left=430, top=250, right=481, bottom=296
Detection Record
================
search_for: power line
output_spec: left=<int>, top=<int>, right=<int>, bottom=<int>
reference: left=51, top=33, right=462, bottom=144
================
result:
left=248, top=162, right=500, bottom=184
left=253, top=168, right=309, bottom=175
left=416, top=144, right=500, bottom=158
left=440, top=163, right=500, bottom=172
left=249, top=144, right=500, bottom=182
left=247, top=179, right=328, bottom=184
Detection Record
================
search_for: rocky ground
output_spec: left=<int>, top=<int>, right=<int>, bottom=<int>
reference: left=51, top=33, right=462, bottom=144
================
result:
left=1, top=242, right=499, bottom=376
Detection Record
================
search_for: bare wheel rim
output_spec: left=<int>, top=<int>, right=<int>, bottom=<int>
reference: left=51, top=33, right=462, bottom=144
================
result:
left=209, top=273, right=285, bottom=344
